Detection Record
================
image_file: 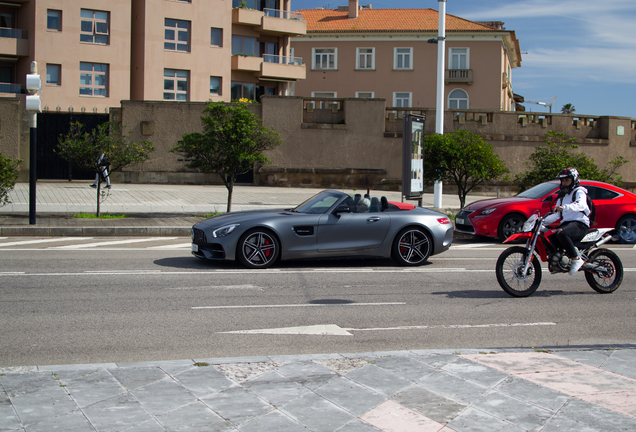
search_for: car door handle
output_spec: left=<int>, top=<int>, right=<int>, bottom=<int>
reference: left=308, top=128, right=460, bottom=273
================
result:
left=367, top=216, right=381, bottom=222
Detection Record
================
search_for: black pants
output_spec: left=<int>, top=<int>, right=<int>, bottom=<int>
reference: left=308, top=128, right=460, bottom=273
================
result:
left=550, top=221, right=589, bottom=258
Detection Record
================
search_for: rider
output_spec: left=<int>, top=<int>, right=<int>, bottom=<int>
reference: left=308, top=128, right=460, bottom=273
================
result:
left=543, top=168, right=590, bottom=275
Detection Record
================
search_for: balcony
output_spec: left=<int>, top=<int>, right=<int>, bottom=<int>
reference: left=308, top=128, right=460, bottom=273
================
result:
left=0, top=27, right=29, bottom=56
left=231, top=54, right=262, bottom=72
left=258, top=55, right=305, bottom=80
left=445, top=69, right=473, bottom=84
left=232, top=8, right=306, bottom=36
left=0, top=83, right=24, bottom=94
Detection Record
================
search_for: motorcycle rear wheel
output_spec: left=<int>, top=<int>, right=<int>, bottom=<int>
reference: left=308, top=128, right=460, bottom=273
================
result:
left=496, top=246, right=542, bottom=297
left=584, top=249, right=623, bottom=293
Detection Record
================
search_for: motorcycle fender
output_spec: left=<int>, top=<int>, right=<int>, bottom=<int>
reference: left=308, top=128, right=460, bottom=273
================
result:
left=502, top=232, right=532, bottom=244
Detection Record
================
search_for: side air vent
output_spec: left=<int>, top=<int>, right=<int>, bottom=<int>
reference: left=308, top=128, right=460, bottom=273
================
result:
left=293, top=226, right=314, bottom=236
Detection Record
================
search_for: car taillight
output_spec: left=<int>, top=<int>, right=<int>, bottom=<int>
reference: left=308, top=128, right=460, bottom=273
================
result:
left=437, top=217, right=451, bottom=224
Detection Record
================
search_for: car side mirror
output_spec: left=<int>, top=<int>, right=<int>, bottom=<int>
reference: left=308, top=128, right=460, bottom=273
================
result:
left=334, top=205, right=351, bottom=214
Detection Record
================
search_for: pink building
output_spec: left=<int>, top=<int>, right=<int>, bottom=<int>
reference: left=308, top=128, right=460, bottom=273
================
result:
left=0, top=0, right=306, bottom=113
left=292, top=0, right=522, bottom=111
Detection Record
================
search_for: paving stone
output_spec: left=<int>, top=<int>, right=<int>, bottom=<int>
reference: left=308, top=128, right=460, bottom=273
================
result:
left=241, top=371, right=311, bottom=407
left=441, top=357, right=510, bottom=388
left=471, top=390, right=554, bottom=430
left=156, top=401, right=234, bottom=431
left=130, top=379, right=197, bottom=416
left=494, top=375, right=570, bottom=413
left=280, top=392, right=355, bottom=432
left=313, top=376, right=387, bottom=416
left=371, top=355, right=435, bottom=382
left=23, top=410, right=95, bottom=432
left=9, top=385, right=79, bottom=428
left=551, top=397, right=636, bottom=430
left=552, top=349, right=612, bottom=367
left=238, top=410, right=307, bottom=432
left=82, top=393, right=155, bottom=432
left=417, top=370, right=491, bottom=405
left=392, top=384, right=466, bottom=424
left=601, top=350, right=636, bottom=380
left=202, top=386, right=274, bottom=427
left=275, top=361, right=339, bottom=390
left=121, top=419, right=168, bottom=432
left=0, top=390, right=23, bottom=431
left=360, top=400, right=445, bottom=432
left=337, top=420, right=384, bottom=431
left=345, top=364, right=412, bottom=398
left=411, top=353, right=460, bottom=369
left=109, top=367, right=169, bottom=390
left=171, top=366, right=237, bottom=398
left=60, top=369, right=127, bottom=408
left=446, top=407, right=525, bottom=432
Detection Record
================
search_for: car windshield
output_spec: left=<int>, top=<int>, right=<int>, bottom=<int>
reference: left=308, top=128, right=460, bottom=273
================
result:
left=516, top=182, right=558, bottom=199
left=292, top=191, right=342, bottom=214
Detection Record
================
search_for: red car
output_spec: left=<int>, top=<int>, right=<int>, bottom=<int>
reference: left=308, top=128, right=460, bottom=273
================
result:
left=455, top=180, right=636, bottom=242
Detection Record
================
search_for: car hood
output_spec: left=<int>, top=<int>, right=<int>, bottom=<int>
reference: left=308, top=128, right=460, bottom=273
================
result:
left=462, top=197, right=535, bottom=212
left=194, top=208, right=291, bottom=229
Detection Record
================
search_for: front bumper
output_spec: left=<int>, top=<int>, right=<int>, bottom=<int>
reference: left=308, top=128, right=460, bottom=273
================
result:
left=454, top=209, right=476, bottom=234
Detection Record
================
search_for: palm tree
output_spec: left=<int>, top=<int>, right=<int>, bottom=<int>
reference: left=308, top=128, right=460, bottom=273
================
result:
left=561, top=103, right=576, bottom=114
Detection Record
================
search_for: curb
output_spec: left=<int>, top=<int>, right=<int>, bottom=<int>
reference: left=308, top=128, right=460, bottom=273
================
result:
left=0, top=227, right=192, bottom=237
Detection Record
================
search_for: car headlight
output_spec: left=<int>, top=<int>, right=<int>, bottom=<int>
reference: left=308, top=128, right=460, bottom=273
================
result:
left=480, top=208, right=497, bottom=215
left=212, top=224, right=240, bottom=238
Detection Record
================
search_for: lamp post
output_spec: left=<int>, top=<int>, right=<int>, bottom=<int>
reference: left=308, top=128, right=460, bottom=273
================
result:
left=433, top=0, right=446, bottom=209
left=25, top=61, right=42, bottom=225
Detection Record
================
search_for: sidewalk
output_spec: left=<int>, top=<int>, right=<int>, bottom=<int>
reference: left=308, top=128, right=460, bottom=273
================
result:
left=1, top=346, right=635, bottom=431
left=0, top=182, right=488, bottom=236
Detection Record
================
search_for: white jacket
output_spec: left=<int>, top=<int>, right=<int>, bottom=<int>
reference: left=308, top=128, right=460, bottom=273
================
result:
left=544, top=186, right=590, bottom=227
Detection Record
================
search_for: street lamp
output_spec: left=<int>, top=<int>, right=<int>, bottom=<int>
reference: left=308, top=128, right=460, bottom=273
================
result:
left=25, top=61, right=42, bottom=225
left=433, top=0, right=446, bottom=209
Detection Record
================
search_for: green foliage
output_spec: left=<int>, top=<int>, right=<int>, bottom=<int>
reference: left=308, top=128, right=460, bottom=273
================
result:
left=515, top=131, right=628, bottom=191
left=171, top=101, right=281, bottom=212
left=57, top=122, right=155, bottom=216
left=423, top=130, right=509, bottom=208
left=72, top=212, right=127, bottom=219
left=0, top=148, right=21, bottom=207
left=561, top=103, right=576, bottom=114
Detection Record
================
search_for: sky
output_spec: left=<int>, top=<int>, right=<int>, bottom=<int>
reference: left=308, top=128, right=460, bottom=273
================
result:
left=291, top=0, right=636, bottom=118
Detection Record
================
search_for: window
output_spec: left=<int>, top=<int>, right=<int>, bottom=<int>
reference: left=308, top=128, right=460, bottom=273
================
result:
left=164, top=69, right=188, bottom=100
left=210, top=28, right=222, bottom=47
left=448, top=89, right=468, bottom=109
left=46, top=64, right=61, bottom=85
left=394, top=48, right=412, bottom=70
left=80, top=10, right=109, bottom=44
left=256, top=85, right=276, bottom=102
left=356, top=48, right=374, bottom=70
left=393, top=92, right=411, bottom=108
left=232, top=0, right=278, bottom=11
left=449, top=48, right=469, bottom=69
left=210, top=76, right=221, bottom=95
left=356, top=92, right=374, bottom=98
left=232, top=36, right=257, bottom=56
left=164, top=19, right=190, bottom=52
left=47, top=10, right=61, bottom=31
left=311, top=91, right=337, bottom=109
left=586, top=186, right=619, bottom=201
left=79, top=62, right=107, bottom=97
left=231, top=82, right=255, bottom=101
left=261, top=42, right=277, bottom=62
left=312, top=48, right=337, bottom=70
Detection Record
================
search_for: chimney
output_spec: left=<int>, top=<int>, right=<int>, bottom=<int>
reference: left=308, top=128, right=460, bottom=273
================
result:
left=349, top=0, right=358, bottom=18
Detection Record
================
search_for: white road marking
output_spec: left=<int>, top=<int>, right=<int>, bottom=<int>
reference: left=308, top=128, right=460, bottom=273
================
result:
left=219, top=322, right=557, bottom=336
left=193, top=302, right=406, bottom=310
left=0, top=237, right=93, bottom=247
left=168, top=285, right=262, bottom=290
left=49, top=237, right=176, bottom=249
left=450, top=243, right=497, bottom=249
left=84, top=270, right=162, bottom=274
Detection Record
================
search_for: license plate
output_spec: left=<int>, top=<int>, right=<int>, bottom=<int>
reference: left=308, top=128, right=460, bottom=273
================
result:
left=456, top=218, right=464, bottom=225
left=191, top=244, right=198, bottom=252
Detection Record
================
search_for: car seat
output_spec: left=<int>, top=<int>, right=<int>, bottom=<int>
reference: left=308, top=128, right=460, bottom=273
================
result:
left=381, top=196, right=389, bottom=212
left=369, top=197, right=381, bottom=212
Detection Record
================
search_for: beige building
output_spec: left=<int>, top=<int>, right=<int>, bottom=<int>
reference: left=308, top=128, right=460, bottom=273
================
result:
left=0, top=0, right=306, bottom=113
left=292, top=0, right=521, bottom=111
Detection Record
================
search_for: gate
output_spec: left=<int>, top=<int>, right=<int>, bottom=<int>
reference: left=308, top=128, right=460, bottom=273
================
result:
left=36, top=112, right=110, bottom=180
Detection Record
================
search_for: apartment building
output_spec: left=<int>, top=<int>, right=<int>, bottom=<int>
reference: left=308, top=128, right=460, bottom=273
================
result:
left=292, top=0, right=521, bottom=111
left=0, top=0, right=306, bottom=113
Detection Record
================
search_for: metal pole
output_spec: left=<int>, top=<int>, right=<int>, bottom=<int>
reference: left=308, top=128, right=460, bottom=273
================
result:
left=433, top=0, right=446, bottom=209
left=29, top=112, right=37, bottom=224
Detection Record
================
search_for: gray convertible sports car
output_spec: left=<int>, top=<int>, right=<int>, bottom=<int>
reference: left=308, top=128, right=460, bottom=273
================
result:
left=191, top=190, right=453, bottom=268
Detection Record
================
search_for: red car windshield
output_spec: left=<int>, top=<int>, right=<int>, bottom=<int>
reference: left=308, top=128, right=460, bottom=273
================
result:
left=516, top=182, right=558, bottom=199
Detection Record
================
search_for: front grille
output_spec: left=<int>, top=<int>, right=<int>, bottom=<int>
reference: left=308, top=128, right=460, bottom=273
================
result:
left=192, top=228, right=207, bottom=244
left=454, top=210, right=475, bottom=233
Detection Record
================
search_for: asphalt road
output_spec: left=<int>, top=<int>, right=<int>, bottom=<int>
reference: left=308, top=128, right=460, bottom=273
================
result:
left=1, top=237, right=635, bottom=367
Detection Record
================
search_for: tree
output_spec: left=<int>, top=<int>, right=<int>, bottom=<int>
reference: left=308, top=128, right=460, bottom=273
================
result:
left=561, top=103, right=576, bottom=114
left=515, top=131, right=627, bottom=191
left=57, top=122, right=155, bottom=216
left=0, top=146, right=21, bottom=207
left=171, top=101, right=281, bottom=212
left=423, top=129, right=509, bottom=209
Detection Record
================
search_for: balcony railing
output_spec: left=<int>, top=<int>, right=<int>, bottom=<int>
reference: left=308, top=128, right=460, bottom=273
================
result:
left=0, top=83, right=24, bottom=94
left=263, top=54, right=303, bottom=66
left=0, top=27, right=28, bottom=39
left=445, top=69, right=473, bottom=84
left=263, top=8, right=304, bottom=20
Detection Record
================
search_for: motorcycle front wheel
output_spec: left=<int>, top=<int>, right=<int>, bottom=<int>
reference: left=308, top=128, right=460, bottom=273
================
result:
left=496, top=246, right=542, bottom=297
left=585, top=249, right=623, bottom=293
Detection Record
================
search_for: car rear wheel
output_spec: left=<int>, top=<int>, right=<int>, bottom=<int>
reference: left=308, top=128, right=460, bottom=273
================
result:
left=237, top=229, right=280, bottom=268
left=391, top=227, right=432, bottom=266
left=615, top=215, right=636, bottom=244
left=498, top=213, right=526, bottom=241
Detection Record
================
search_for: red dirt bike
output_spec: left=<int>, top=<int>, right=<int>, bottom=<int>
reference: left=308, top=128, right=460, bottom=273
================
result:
left=495, top=213, right=623, bottom=297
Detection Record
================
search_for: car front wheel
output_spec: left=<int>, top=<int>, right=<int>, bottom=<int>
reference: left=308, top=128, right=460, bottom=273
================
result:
left=498, top=213, right=526, bottom=241
left=237, top=229, right=280, bottom=268
left=616, top=215, right=636, bottom=244
left=391, top=227, right=432, bottom=266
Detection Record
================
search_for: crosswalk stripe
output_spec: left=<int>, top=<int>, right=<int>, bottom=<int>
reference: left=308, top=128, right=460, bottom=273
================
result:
left=0, top=237, right=93, bottom=247
left=49, top=237, right=176, bottom=249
